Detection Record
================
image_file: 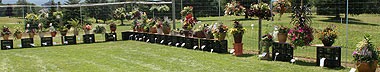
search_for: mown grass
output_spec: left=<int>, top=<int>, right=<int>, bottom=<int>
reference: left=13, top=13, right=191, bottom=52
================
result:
left=0, top=41, right=349, bottom=71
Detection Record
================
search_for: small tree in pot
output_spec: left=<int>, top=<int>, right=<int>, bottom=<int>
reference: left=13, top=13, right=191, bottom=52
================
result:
left=1, top=26, right=11, bottom=40
left=352, top=34, right=379, bottom=72
left=67, top=18, right=82, bottom=36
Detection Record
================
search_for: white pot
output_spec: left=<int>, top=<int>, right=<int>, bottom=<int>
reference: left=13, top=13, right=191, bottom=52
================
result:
left=156, top=28, right=163, bottom=34
left=39, top=32, right=45, bottom=38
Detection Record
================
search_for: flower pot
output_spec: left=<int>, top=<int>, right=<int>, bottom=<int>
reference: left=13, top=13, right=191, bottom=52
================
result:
left=195, top=31, right=205, bottom=38
left=133, top=28, right=137, bottom=32
left=74, top=31, right=79, bottom=36
left=85, top=31, right=90, bottom=34
left=218, top=33, right=227, bottom=40
left=3, top=35, right=9, bottom=40
left=15, top=33, right=22, bottom=39
left=51, top=32, right=56, bottom=37
left=110, top=27, right=117, bottom=33
left=156, top=28, right=163, bottom=34
left=150, top=27, right=157, bottom=33
left=233, top=34, right=243, bottom=43
left=357, top=60, right=378, bottom=72
left=138, top=27, right=144, bottom=32
left=28, top=33, right=35, bottom=38
left=60, top=31, right=67, bottom=36
left=39, top=32, right=45, bottom=38
left=322, top=39, right=335, bottom=46
left=233, top=43, right=243, bottom=56
left=183, top=30, right=191, bottom=37
left=162, top=27, right=170, bottom=34
left=278, top=33, right=288, bottom=42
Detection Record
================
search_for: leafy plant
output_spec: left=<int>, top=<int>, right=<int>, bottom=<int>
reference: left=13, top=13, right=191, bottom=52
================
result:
left=213, top=24, right=229, bottom=39
left=13, top=26, right=23, bottom=37
left=316, top=24, right=338, bottom=43
left=224, top=0, right=246, bottom=16
left=68, top=18, right=83, bottom=31
left=277, top=26, right=289, bottom=33
left=230, top=21, right=246, bottom=35
left=288, top=4, right=314, bottom=47
left=93, top=25, right=106, bottom=34
left=57, top=26, right=68, bottom=32
left=353, top=34, right=379, bottom=62
left=1, top=26, right=11, bottom=35
left=246, top=2, right=273, bottom=20
left=149, top=5, right=170, bottom=12
left=162, top=20, right=171, bottom=29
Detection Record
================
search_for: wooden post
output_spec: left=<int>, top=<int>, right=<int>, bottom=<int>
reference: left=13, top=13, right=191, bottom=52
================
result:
left=258, top=18, right=262, bottom=54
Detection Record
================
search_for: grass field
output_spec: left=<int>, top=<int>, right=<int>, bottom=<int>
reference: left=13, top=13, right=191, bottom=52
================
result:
left=0, top=13, right=379, bottom=71
left=0, top=41, right=349, bottom=71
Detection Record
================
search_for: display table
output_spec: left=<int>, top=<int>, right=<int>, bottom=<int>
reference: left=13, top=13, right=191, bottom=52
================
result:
left=272, top=42, right=294, bottom=62
left=105, top=33, right=117, bottom=41
left=21, top=38, right=34, bottom=48
left=1, top=40, right=13, bottom=50
left=312, top=45, right=341, bottom=68
left=62, top=36, right=77, bottom=45
left=41, top=37, right=53, bottom=47
left=83, top=34, right=95, bottom=43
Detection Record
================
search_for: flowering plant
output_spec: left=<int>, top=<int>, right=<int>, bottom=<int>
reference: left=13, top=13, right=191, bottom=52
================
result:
left=353, top=34, right=379, bottom=62
left=182, top=14, right=197, bottom=30
left=317, top=24, right=338, bottom=44
left=261, top=34, right=273, bottom=54
left=13, top=26, right=23, bottom=37
left=213, top=24, right=229, bottom=39
left=224, top=0, right=246, bottom=16
left=180, top=6, right=193, bottom=17
left=230, top=21, right=246, bottom=35
left=288, top=5, right=314, bottom=47
left=277, top=26, right=289, bottom=33
left=273, top=0, right=292, bottom=18
left=130, top=8, right=142, bottom=19
left=246, top=2, right=273, bottom=20
left=83, top=24, right=92, bottom=31
left=1, top=26, right=11, bottom=35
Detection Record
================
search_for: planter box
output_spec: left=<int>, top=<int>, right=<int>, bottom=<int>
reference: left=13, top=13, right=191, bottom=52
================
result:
left=272, top=42, right=294, bottom=62
left=143, top=33, right=149, bottom=42
left=148, top=33, right=155, bottom=43
left=184, top=37, right=194, bottom=49
left=122, top=31, right=134, bottom=40
left=21, top=38, right=34, bottom=48
left=105, top=33, right=117, bottom=41
left=165, top=35, right=173, bottom=46
left=192, top=38, right=200, bottom=49
left=41, top=37, right=53, bottom=47
left=62, top=36, right=77, bottom=45
left=83, top=34, right=95, bottom=43
left=157, top=34, right=167, bottom=45
left=200, top=39, right=215, bottom=51
left=1, top=40, right=13, bottom=50
left=177, top=36, right=185, bottom=47
left=214, top=40, right=228, bottom=53
left=316, top=46, right=341, bottom=68
left=170, top=35, right=179, bottom=46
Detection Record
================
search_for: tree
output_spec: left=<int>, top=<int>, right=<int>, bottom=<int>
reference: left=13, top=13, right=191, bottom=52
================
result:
left=4, top=4, right=13, bottom=17
left=313, top=0, right=379, bottom=18
left=84, top=0, right=101, bottom=23
left=63, top=0, right=82, bottom=27
left=98, top=0, right=113, bottom=24
left=113, top=7, right=128, bottom=25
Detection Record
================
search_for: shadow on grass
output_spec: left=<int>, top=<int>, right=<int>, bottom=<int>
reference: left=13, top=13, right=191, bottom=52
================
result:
left=119, top=24, right=132, bottom=26
left=200, top=20, right=218, bottom=22
left=236, top=54, right=256, bottom=57
left=232, top=18, right=258, bottom=21
left=319, top=17, right=379, bottom=26
left=294, top=60, right=316, bottom=66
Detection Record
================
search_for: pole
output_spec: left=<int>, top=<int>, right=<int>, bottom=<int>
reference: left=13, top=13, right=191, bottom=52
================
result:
left=218, top=0, right=221, bottom=23
left=345, top=0, right=348, bottom=67
left=258, top=18, right=262, bottom=54
left=172, top=0, right=176, bottom=29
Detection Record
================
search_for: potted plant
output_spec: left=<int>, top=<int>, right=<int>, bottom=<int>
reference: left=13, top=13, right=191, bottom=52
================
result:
left=261, top=34, right=273, bottom=59
left=352, top=34, right=379, bottom=72
left=230, top=21, right=246, bottom=43
left=13, top=26, right=23, bottom=39
left=26, top=28, right=36, bottom=38
left=202, top=24, right=214, bottom=39
left=317, top=24, right=338, bottom=46
left=213, top=24, right=229, bottom=40
left=1, top=26, right=11, bottom=40
left=288, top=4, right=314, bottom=47
left=224, top=0, right=246, bottom=16
left=93, top=25, right=106, bottom=34
left=146, top=19, right=157, bottom=33
left=273, top=0, right=292, bottom=20
left=194, top=24, right=206, bottom=38
left=182, top=14, right=197, bottom=37
left=57, top=26, right=68, bottom=36
left=48, top=24, right=57, bottom=37
left=162, top=20, right=171, bottom=34
left=83, top=24, right=92, bottom=34
left=109, top=23, right=117, bottom=33
left=277, top=26, right=289, bottom=42
left=37, top=23, right=47, bottom=38
left=156, top=20, right=163, bottom=34
left=67, top=19, right=82, bottom=36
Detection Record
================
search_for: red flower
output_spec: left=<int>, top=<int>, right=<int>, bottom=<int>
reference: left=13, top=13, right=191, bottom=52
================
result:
left=377, top=47, right=380, bottom=49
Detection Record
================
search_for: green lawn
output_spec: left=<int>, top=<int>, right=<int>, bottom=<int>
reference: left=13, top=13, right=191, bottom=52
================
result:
left=0, top=41, right=349, bottom=71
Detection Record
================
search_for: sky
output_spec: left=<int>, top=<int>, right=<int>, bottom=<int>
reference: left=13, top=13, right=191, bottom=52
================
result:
left=2, top=0, right=85, bottom=5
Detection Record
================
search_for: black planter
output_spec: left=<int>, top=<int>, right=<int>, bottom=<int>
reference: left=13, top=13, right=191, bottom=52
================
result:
left=184, top=37, right=193, bottom=49
left=105, top=33, right=117, bottom=41
left=83, top=34, right=95, bottom=43
left=322, top=39, right=335, bottom=46
left=21, top=38, right=34, bottom=48
left=214, top=40, right=228, bottom=53
left=41, top=37, right=53, bottom=47
left=171, top=35, right=179, bottom=46
left=62, top=36, right=77, bottom=45
left=1, top=40, right=13, bottom=50
left=122, top=31, right=134, bottom=40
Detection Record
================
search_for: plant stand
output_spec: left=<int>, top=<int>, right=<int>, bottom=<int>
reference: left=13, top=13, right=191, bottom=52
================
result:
left=214, top=40, right=228, bottom=53
left=21, top=38, right=34, bottom=48
left=315, top=45, right=341, bottom=68
left=170, top=35, right=178, bottom=46
left=105, top=33, right=117, bottom=41
left=184, top=37, right=194, bottom=49
left=61, top=36, right=77, bottom=45
left=41, top=37, right=53, bottom=47
left=272, top=42, right=294, bottom=61
left=122, top=31, right=134, bottom=40
left=1, top=40, right=13, bottom=50
left=200, top=39, right=215, bottom=51
left=233, top=43, right=243, bottom=56
left=83, top=34, right=95, bottom=43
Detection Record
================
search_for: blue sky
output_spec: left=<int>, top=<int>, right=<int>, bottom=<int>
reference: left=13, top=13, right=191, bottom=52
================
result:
left=2, top=0, right=85, bottom=5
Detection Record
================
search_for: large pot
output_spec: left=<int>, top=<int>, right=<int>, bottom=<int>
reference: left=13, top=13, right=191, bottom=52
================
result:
left=162, top=27, right=170, bottom=34
left=278, top=33, right=288, bottom=42
left=357, top=60, right=378, bottom=72
left=60, top=31, right=68, bottom=36
left=233, top=34, right=243, bottom=43
left=183, top=30, right=192, bottom=37
left=110, top=28, right=117, bottom=32
left=15, top=33, right=22, bottom=39
left=39, top=32, right=45, bottom=38
left=28, top=33, right=35, bottom=38
left=51, top=32, right=57, bottom=37
left=322, top=39, right=335, bottom=46
left=150, top=27, right=157, bottom=33
left=218, top=33, right=227, bottom=40
left=3, top=35, right=9, bottom=40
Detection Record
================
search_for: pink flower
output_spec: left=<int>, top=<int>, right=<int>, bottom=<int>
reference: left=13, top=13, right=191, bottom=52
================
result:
left=292, top=38, right=295, bottom=40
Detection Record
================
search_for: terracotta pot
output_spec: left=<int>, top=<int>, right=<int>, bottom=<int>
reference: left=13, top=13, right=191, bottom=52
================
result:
left=357, top=60, right=378, bottom=72
left=322, top=39, right=335, bottom=46
left=110, top=28, right=117, bottom=33
left=233, top=34, right=243, bottom=43
left=183, top=30, right=191, bottom=37
left=150, top=27, right=157, bottom=33
left=195, top=31, right=205, bottom=38
left=233, top=43, right=243, bottom=56
left=278, top=33, right=288, bottom=42
left=16, top=33, right=22, bottom=39
left=74, top=31, right=79, bottom=36
left=138, top=27, right=144, bottom=32
left=218, top=33, right=227, bottom=40
left=51, top=32, right=56, bottom=37
left=60, top=31, right=67, bottom=36
left=28, top=33, right=35, bottom=38
left=162, top=27, right=170, bottom=34
left=39, top=32, right=45, bottom=38
left=3, top=35, right=9, bottom=40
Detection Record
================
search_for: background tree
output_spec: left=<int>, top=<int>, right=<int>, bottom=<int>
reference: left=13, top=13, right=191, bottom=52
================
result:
left=4, top=4, right=13, bottom=18
left=84, top=0, right=101, bottom=23
left=313, top=0, right=379, bottom=18
left=113, top=7, right=128, bottom=25
left=98, top=0, right=113, bottom=24
left=62, top=0, right=82, bottom=27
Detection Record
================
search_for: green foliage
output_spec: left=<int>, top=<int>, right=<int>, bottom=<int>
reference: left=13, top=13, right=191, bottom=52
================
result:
left=353, top=34, right=379, bottom=62
left=67, top=18, right=83, bottom=31
left=229, top=21, right=246, bottom=35
left=93, top=25, right=106, bottom=34
left=149, top=5, right=170, bottom=12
